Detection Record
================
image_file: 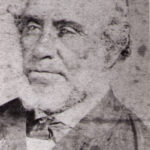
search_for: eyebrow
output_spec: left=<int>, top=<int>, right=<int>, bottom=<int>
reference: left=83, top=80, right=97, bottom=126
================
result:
left=15, top=15, right=44, bottom=33
left=21, top=15, right=44, bottom=26
left=53, top=19, right=84, bottom=34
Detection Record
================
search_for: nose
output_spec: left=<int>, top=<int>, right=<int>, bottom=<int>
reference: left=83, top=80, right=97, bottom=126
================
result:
left=33, top=32, right=57, bottom=61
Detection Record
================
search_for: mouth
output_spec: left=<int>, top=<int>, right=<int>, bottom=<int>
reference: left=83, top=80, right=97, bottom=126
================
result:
left=27, top=69, right=68, bottom=82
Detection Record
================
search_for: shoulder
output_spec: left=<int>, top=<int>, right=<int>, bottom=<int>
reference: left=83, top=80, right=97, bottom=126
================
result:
left=0, top=98, right=27, bottom=145
left=0, top=98, right=26, bottom=116
left=80, top=90, right=149, bottom=150
left=0, top=98, right=26, bottom=136
left=53, top=90, right=149, bottom=150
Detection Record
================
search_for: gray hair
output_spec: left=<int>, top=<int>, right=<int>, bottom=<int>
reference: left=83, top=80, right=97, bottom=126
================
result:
left=101, top=0, right=131, bottom=68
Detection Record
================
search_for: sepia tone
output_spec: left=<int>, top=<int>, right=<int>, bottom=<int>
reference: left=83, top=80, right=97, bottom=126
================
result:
left=0, top=0, right=149, bottom=150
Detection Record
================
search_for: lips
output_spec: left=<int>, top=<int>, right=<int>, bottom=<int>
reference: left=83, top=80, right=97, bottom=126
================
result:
left=27, top=69, right=68, bottom=81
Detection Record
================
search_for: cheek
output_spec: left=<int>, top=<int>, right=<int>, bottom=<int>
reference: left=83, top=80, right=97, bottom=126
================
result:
left=21, top=34, right=39, bottom=51
left=61, top=35, right=106, bottom=90
left=20, top=39, right=34, bottom=66
left=21, top=35, right=39, bottom=60
left=62, top=35, right=105, bottom=65
left=61, top=35, right=94, bottom=59
left=60, top=34, right=106, bottom=72
left=69, top=57, right=106, bottom=95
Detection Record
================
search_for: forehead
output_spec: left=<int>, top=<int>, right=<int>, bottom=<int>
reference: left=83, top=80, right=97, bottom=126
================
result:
left=24, top=0, right=115, bottom=26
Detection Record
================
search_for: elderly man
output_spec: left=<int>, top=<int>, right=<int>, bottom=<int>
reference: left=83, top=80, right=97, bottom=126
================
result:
left=0, top=0, right=149, bottom=150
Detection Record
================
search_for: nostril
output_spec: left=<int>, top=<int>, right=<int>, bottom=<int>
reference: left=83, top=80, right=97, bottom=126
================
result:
left=40, top=56, right=53, bottom=60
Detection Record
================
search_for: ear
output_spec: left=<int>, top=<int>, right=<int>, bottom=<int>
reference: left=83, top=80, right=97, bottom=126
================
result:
left=101, top=0, right=131, bottom=69
left=101, top=19, right=131, bottom=69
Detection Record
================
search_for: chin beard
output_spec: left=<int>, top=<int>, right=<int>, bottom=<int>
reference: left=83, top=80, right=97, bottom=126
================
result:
left=43, top=88, right=87, bottom=115
left=20, top=86, right=87, bottom=114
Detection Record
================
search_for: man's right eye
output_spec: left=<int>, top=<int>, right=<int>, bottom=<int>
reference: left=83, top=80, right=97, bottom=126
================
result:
left=25, top=22, right=42, bottom=34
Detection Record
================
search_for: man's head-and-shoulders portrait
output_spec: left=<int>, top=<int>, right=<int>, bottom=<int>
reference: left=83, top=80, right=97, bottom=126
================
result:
left=0, top=0, right=149, bottom=150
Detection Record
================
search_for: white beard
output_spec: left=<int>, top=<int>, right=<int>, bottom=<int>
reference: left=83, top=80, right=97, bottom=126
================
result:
left=19, top=78, right=86, bottom=113
left=4, top=69, right=110, bottom=114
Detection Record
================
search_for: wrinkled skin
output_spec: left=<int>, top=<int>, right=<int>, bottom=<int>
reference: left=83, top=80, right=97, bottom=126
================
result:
left=18, top=0, right=118, bottom=112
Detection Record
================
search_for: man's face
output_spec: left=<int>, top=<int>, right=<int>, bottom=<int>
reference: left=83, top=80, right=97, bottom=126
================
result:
left=20, top=0, right=113, bottom=111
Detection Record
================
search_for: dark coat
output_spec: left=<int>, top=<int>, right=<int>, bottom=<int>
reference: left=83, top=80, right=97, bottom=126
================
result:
left=0, top=91, right=149, bottom=150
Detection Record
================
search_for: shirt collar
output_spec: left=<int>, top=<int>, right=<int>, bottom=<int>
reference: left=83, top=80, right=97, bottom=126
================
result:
left=33, top=89, right=109, bottom=129
left=34, top=109, right=47, bottom=120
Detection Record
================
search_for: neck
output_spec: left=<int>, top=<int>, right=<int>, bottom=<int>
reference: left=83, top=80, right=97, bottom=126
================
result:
left=55, top=85, right=110, bottom=127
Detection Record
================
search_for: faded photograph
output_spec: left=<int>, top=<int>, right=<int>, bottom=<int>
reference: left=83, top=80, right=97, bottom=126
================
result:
left=0, top=0, right=149, bottom=150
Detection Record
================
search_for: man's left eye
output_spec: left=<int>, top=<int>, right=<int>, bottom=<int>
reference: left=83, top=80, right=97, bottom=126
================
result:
left=58, top=27, right=77, bottom=37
